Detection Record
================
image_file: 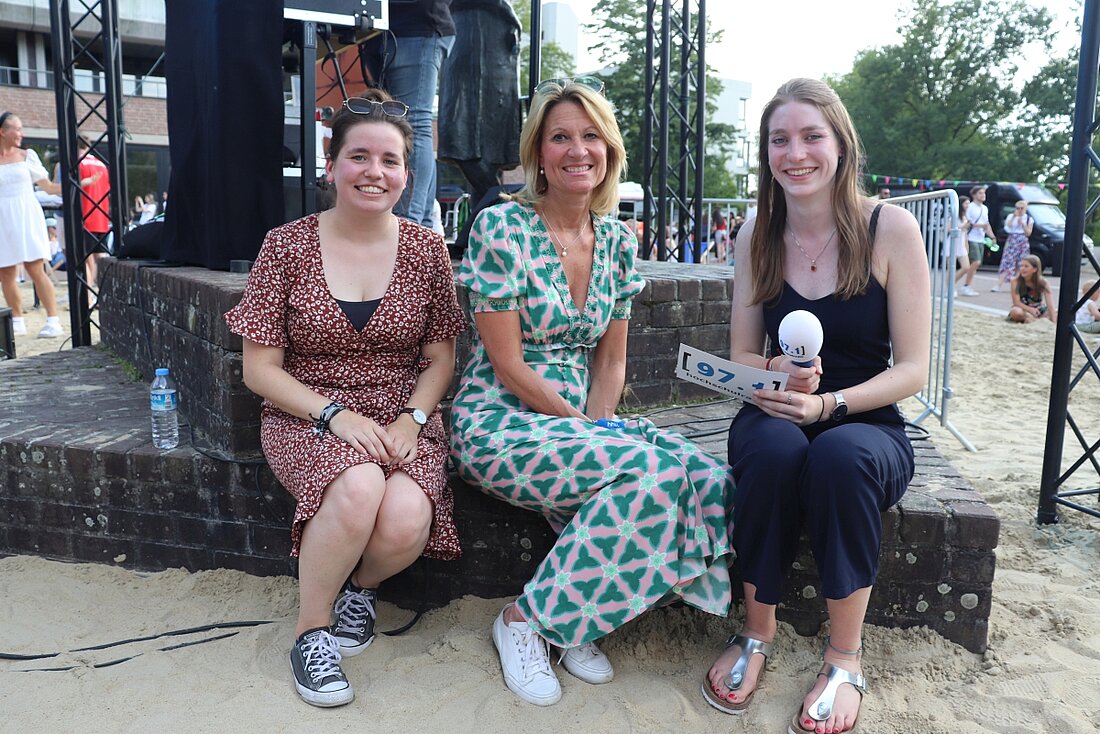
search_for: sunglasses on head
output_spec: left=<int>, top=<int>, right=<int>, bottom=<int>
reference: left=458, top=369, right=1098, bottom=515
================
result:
left=344, top=97, right=409, bottom=118
left=534, top=75, right=605, bottom=96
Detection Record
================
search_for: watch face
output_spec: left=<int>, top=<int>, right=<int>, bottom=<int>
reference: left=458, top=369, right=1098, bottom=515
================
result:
left=411, top=408, right=427, bottom=425
left=832, top=403, right=848, bottom=421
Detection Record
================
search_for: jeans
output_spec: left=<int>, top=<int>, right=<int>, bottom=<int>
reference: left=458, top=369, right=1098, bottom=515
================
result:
left=381, top=33, right=455, bottom=226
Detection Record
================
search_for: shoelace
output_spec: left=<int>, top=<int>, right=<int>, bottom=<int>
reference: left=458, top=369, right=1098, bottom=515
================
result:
left=301, top=630, right=343, bottom=683
left=516, top=627, right=553, bottom=682
left=333, top=589, right=376, bottom=636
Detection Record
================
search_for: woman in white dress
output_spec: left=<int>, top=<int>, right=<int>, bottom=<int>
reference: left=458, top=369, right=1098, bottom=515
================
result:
left=0, top=111, right=65, bottom=338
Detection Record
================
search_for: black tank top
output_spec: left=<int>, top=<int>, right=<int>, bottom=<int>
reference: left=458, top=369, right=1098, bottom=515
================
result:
left=335, top=297, right=382, bottom=332
left=762, top=204, right=903, bottom=426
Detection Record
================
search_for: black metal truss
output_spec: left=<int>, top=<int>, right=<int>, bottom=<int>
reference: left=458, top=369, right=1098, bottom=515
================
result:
left=49, top=0, right=129, bottom=347
left=1038, top=0, right=1100, bottom=523
left=640, top=0, right=705, bottom=263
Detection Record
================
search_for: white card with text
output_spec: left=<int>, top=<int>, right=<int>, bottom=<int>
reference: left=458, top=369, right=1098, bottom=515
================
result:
left=675, top=344, right=789, bottom=401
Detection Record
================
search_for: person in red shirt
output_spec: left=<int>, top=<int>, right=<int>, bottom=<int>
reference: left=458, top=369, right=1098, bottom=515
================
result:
left=76, top=135, right=110, bottom=299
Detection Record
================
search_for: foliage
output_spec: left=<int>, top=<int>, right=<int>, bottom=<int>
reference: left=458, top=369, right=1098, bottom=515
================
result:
left=830, top=0, right=1058, bottom=182
left=511, top=1, right=575, bottom=92
left=585, top=0, right=742, bottom=198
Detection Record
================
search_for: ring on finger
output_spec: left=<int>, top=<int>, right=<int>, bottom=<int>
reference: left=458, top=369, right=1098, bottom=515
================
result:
left=786, top=392, right=793, bottom=405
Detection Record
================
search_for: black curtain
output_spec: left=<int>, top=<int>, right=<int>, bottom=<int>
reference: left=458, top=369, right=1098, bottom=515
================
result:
left=161, top=0, right=285, bottom=270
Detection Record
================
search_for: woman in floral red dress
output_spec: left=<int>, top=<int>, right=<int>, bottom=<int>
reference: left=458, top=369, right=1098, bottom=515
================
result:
left=224, top=89, right=465, bottom=708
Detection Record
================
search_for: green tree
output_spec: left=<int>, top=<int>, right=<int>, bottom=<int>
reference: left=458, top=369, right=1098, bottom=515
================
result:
left=830, top=0, right=1055, bottom=182
left=585, top=0, right=740, bottom=198
left=511, top=1, right=574, bottom=92
left=1016, top=3, right=1085, bottom=188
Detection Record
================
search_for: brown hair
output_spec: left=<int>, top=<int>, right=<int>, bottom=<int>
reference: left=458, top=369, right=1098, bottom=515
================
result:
left=1015, top=254, right=1050, bottom=298
left=750, top=78, right=871, bottom=305
left=509, top=81, right=626, bottom=217
left=328, top=88, right=414, bottom=164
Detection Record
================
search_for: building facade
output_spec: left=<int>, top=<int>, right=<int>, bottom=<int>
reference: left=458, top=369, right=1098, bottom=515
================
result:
left=0, top=0, right=168, bottom=212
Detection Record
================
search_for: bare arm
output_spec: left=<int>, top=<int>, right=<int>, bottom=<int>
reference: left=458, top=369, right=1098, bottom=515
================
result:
left=1009, top=278, right=1025, bottom=309
left=385, top=337, right=456, bottom=464
left=1044, top=289, right=1057, bottom=322
left=585, top=319, right=628, bottom=420
left=242, top=338, right=396, bottom=461
left=473, top=310, right=589, bottom=419
left=35, top=177, right=61, bottom=196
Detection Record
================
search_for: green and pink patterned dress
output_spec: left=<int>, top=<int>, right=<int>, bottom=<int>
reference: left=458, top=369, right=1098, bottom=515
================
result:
left=450, top=200, right=735, bottom=649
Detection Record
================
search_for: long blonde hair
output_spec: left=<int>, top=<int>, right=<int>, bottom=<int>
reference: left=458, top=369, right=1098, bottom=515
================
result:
left=751, top=78, right=872, bottom=304
left=508, top=82, right=626, bottom=217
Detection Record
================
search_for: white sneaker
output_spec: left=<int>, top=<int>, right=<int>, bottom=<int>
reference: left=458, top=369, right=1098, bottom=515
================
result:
left=491, top=608, right=561, bottom=706
left=990, top=285, right=1002, bottom=293
left=11, top=317, right=27, bottom=335
left=560, top=641, right=614, bottom=684
left=38, top=320, right=63, bottom=338
left=960, top=286, right=979, bottom=297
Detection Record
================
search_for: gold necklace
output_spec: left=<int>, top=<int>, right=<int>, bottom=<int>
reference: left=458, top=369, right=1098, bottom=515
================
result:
left=542, top=212, right=589, bottom=259
left=787, top=225, right=837, bottom=272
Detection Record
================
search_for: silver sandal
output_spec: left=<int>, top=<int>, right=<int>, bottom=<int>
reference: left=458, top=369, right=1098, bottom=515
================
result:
left=700, top=633, right=773, bottom=715
left=788, top=662, right=868, bottom=733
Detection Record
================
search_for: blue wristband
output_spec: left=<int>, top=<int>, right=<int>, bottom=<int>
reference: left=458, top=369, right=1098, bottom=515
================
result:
left=595, top=418, right=626, bottom=430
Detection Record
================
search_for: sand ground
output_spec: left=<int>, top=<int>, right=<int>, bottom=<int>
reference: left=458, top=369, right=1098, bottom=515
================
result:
left=2, top=283, right=1099, bottom=733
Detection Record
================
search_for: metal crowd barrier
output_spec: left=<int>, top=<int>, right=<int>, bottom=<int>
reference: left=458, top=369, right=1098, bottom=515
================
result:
left=890, top=190, right=977, bottom=452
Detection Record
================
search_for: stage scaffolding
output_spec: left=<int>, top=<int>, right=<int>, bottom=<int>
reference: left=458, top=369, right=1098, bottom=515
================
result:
left=1037, top=0, right=1100, bottom=523
left=49, top=0, right=130, bottom=348
left=640, top=0, right=706, bottom=264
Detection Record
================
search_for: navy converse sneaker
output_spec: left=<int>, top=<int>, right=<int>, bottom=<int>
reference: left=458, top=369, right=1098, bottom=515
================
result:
left=331, top=582, right=377, bottom=657
left=290, top=627, right=353, bottom=707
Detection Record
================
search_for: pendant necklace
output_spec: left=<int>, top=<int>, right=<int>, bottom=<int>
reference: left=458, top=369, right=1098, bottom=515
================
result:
left=788, top=224, right=837, bottom=272
left=543, top=211, right=589, bottom=259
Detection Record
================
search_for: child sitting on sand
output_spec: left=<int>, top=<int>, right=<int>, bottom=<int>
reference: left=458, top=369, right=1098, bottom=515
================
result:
left=1007, top=255, right=1056, bottom=324
left=1076, top=279, right=1100, bottom=334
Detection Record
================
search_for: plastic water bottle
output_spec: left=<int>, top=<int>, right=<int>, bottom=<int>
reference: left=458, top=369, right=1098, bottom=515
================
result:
left=150, top=367, right=179, bottom=449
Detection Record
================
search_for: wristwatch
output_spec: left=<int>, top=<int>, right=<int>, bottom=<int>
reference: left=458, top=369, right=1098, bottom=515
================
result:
left=400, top=407, right=428, bottom=426
left=830, top=392, right=848, bottom=421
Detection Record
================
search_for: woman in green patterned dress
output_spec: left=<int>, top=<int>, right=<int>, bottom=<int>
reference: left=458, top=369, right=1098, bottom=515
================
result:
left=449, top=77, right=735, bottom=706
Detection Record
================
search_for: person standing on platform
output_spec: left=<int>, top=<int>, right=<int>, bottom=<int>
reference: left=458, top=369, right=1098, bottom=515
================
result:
left=701, top=78, right=930, bottom=734
left=364, top=0, right=455, bottom=227
left=224, top=89, right=467, bottom=708
left=0, top=111, right=64, bottom=338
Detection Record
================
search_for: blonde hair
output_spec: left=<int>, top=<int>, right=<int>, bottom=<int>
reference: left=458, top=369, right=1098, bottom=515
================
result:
left=751, top=78, right=871, bottom=304
left=508, top=82, right=626, bottom=217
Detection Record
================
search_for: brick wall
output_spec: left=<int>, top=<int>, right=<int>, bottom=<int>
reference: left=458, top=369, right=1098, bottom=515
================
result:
left=0, top=86, right=167, bottom=139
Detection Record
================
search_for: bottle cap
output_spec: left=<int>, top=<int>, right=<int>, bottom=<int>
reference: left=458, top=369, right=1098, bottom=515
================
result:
left=155, top=367, right=169, bottom=376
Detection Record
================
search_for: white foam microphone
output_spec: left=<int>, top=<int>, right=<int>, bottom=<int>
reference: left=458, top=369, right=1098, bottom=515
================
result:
left=778, top=310, right=823, bottom=368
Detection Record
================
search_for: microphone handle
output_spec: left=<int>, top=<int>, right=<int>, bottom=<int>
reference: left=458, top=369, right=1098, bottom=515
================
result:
left=793, top=359, right=814, bottom=368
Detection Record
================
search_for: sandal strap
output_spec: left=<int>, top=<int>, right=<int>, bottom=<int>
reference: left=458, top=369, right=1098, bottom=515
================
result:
left=805, top=662, right=867, bottom=723
left=722, top=634, right=772, bottom=691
